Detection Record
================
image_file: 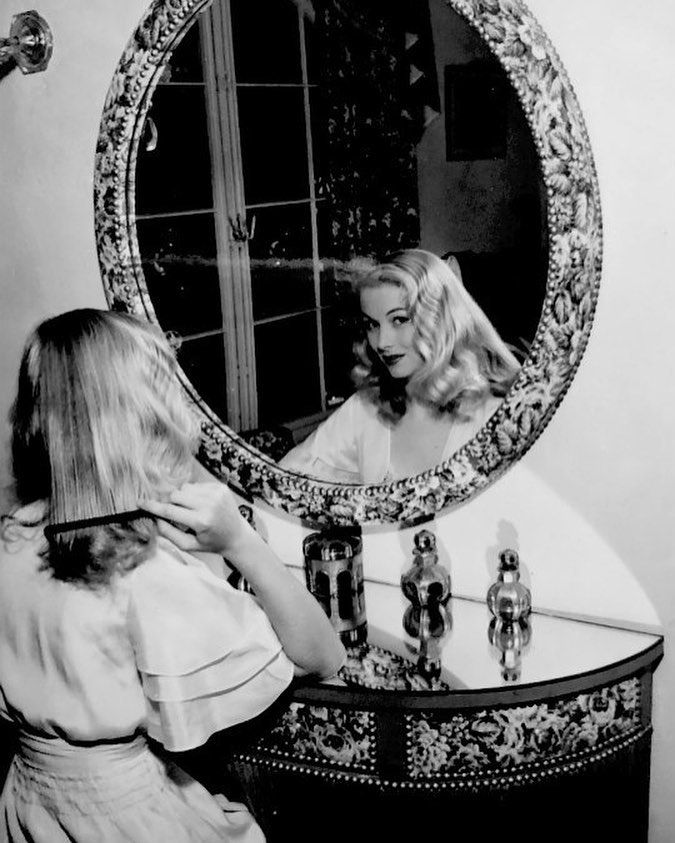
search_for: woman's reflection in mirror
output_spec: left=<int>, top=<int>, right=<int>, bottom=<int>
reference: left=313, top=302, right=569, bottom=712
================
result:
left=279, top=249, right=520, bottom=483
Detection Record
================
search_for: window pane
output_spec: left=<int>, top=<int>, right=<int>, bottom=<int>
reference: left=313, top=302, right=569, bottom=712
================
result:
left=136, top=86, right=213, bottom=215
left=255, top=313, right=321, bottom=427
left=316, top=209, right=359, bottom=310
left=161, top=24, right=204, bottom=83
left=230, top=0, right=301, bottom=84
left=315, top=181, right=345, bottom=263
left=249, top=203, right=315, bottom=321
left=322, top=305, right=356, bottom=408
left=304, top=12, right=318, bottom=85
left=136, top=214, right=223, bottom=336
left=177, top=333, right=228, bottom=422
left=237, top=87, right=309, bottom=206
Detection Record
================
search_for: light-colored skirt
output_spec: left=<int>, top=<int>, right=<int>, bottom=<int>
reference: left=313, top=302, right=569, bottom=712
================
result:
left=0, top=732, right=264, bottom=842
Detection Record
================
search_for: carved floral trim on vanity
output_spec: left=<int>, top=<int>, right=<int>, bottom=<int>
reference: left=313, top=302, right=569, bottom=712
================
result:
left=95, top=0, right=602, bottom=525
left=241, top=644, right=451, bottom=773
left=235, top=678, right=645, bottom=789
left=255, top=704, right=378, bottom=772
left=406, top=677, right=641, bottom=780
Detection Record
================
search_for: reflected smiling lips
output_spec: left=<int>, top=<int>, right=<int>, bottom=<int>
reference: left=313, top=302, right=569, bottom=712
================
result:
left=380, top=353, right=405, bottom=368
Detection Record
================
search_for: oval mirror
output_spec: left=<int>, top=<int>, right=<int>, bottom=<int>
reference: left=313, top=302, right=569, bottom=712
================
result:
left=95, top=0, right=601, bottom=526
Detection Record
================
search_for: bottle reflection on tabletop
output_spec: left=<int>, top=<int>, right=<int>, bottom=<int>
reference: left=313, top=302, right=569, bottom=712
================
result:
left=488, top=616, right=532, bottom=683
left=403, top=602, right=453, bottom=681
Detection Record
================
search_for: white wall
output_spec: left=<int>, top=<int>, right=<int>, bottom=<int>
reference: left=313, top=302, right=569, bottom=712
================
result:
left=0, top=0, right=138, bottom=488
left=0, top=1, right=673, bottom=839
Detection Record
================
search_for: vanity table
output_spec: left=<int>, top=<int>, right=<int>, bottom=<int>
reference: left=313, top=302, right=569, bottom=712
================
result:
left=207, top=580, right=662, bottom=843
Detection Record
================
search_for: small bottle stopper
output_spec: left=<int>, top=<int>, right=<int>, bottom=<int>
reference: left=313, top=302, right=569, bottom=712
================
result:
left=401, top=529, right=451, bottom=609
left=487, top=549, right=531, bottom=622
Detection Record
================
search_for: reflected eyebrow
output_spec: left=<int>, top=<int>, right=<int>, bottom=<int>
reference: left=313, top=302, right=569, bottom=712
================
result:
left=360, top=308, right=408, bottom=321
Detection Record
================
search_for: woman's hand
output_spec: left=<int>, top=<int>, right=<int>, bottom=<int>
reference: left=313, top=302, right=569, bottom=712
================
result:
left=139, top=482, right=246, bottom=555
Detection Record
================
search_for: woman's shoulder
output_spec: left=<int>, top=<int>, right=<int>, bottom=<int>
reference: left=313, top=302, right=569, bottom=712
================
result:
left=337, top=390, right=382, bottom=422
left=120, top=537, right=291, bottom=688
left=120, top=538, right=231, bottom=601
left=122, top=537, right=201, bottom=582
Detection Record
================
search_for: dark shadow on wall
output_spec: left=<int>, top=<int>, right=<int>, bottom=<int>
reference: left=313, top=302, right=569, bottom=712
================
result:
left=0, top=58, right=17, bottom=83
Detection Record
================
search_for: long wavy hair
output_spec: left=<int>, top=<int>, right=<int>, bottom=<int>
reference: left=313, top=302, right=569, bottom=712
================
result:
left=7, top=309, right=199, bottom=585
left=352, top=249, right=520, bottom=421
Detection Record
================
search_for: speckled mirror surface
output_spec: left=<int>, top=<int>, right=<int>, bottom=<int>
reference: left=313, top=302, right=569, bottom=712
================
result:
left=95, top=0, right=601, bottom=526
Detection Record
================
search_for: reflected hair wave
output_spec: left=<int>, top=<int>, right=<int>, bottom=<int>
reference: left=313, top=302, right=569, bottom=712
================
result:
left=352, top=249, right=520, bottom=421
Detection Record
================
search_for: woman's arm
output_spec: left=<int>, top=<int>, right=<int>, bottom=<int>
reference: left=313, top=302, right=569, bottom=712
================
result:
left=140, top=483, right=345, bottom=679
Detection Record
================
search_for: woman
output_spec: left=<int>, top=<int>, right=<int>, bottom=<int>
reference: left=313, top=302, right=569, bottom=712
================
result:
left=280, top=248, right=520, bottom=483
left=0, top=309, right=344, bottom=842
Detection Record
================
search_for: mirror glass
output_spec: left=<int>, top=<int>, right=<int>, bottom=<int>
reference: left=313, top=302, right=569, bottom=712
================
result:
left=133, top=0, right=547, bottom=473
left=96, top=0, right=601, bottom=525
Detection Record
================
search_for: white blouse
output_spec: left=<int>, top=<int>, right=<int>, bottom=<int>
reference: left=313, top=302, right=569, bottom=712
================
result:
left=279, top=391, right=501, bottom=484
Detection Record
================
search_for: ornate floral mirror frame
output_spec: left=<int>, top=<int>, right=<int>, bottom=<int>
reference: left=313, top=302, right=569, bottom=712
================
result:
left=94, top=0, right=602, bottom=527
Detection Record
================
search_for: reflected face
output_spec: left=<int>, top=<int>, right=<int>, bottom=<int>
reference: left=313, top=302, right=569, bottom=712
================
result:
left=360, top=283, right=423, bottom=379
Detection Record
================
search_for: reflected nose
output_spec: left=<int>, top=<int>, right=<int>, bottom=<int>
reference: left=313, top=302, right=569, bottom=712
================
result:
left=376, top=324, right=395, bottom=351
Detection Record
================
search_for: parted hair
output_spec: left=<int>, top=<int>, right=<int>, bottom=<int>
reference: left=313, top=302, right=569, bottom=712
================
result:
left=8, top=308, right=199, bottom=584
left=352, top=249, right=520, bottom=421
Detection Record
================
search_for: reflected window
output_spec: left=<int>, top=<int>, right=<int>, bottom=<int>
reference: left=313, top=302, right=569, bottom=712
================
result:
left=137, top=0, right=358, bottom=438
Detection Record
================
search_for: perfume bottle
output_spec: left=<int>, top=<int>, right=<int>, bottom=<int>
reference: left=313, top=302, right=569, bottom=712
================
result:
left=401, top=529, right=451, bottom=609
left=303, top=530, right=367, bottom=646
left=486, top=549, right=531, bottom=622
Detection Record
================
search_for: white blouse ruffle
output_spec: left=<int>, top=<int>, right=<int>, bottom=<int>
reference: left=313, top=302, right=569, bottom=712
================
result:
left=125, top=541, right=295, bottom=752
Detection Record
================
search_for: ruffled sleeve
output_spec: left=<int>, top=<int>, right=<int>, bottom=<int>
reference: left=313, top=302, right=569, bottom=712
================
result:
left=125, top=542, right=295, bottom=752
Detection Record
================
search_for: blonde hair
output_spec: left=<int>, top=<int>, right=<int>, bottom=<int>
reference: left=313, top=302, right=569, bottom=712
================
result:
left=9, top=309, right=199, bottom=584
left=352, top=249, right=520, bottom=420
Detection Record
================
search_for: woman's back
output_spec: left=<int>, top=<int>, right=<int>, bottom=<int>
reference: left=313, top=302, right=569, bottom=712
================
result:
left=0, top=503, right=294, bottom=842
left=0, top=505, right=146, bottom=743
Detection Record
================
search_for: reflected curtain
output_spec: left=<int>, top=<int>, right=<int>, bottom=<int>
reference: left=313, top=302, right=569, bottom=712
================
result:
left=312, top=0, right=439, bottom=262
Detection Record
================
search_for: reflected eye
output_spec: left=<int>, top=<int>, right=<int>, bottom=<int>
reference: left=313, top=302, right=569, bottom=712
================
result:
left=392, top=314, right=410, bottom=326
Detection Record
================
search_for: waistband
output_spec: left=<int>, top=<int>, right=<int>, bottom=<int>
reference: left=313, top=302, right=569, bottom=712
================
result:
left=17, top=731, right=148, bottom=775
left=12, top=732, right=162, bottom=814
